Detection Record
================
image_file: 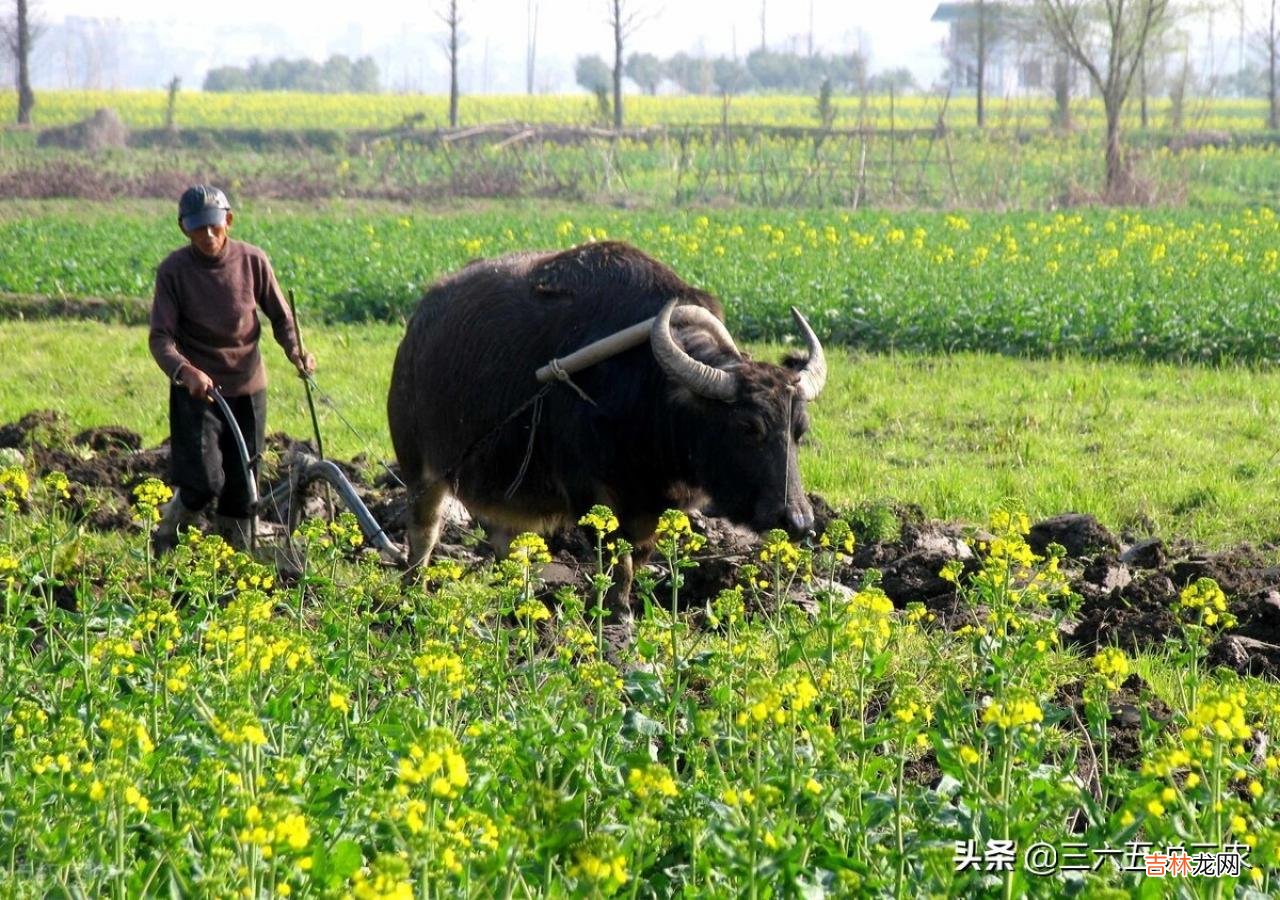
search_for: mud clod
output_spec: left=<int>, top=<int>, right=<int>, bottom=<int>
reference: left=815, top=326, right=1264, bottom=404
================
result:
left=1120, top=537, right=1166, bottom=569
left=1028, top=513, right=1120, bottom=559
left=1053, top=674, right=1171, bottom=768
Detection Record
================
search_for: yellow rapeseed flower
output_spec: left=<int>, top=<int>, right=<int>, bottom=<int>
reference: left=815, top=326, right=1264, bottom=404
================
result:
left=0, top=465, right=30, bottom=502
left=508, top=532, right=551, bottom=566
left=982, top=692, right=1043, bottom=732
left=569, top=848, right=629, bottom=892
left=1092, top=647, right=1130, bottom=691
left=42, top=471, right=70, bottom=499
left=578, top=505, right=619, bottom=536
left=627, top=764, right=678, bottom=801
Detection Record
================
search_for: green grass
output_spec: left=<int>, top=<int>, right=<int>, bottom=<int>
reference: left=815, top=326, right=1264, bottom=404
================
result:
left=3, top=320, right=1279, bottom=549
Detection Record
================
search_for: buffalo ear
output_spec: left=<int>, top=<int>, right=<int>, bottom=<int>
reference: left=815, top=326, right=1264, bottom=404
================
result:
left=782, top=351, right=809, bottom=373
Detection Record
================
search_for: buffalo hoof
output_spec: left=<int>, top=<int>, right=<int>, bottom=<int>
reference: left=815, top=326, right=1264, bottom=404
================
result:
left=600, top=619, right=636, bottom=666
left=150, top=530, right=178, bottom=557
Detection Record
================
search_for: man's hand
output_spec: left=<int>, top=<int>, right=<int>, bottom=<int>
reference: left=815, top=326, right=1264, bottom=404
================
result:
left=291, top=351, right=316, bottom=377
left=180, top=366, right=214, bottom=401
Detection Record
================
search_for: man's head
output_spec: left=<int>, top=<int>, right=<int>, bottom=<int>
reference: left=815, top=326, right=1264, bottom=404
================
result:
left=178, top=185, right=233, bottom=257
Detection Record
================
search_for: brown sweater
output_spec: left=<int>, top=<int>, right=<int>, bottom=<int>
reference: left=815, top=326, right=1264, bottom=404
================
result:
left=149, top=239, right=300, bottom=396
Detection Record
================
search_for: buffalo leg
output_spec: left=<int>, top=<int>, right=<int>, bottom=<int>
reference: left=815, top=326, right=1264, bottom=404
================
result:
left=405, top=479, right=450, bottom=573
left=606, top=511, right=657, bottom=621
left=485, top=525, right=512, bottom=561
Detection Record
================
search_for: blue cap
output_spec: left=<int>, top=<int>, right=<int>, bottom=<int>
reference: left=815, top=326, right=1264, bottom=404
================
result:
left=179, top=185, right=231, bottom=231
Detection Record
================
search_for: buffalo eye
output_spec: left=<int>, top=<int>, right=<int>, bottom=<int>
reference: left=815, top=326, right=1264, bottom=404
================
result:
left=744, top=418, right=769, bottom=443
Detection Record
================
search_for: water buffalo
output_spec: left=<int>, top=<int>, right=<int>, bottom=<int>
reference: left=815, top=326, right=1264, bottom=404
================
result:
left=387, top=241, right=826, bottom=614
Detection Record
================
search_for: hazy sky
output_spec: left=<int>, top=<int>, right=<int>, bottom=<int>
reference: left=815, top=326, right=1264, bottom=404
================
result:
left=33, top=0, right=952, bottom=88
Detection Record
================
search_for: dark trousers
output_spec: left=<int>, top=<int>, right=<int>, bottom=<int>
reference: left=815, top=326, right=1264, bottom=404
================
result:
left=168, top=386, right=266, bottom=519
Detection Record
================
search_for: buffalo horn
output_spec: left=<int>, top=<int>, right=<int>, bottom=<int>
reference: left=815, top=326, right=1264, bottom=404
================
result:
left=651, top=300, right=739, bottom=401
left=790, top=306, right=827, bottom=401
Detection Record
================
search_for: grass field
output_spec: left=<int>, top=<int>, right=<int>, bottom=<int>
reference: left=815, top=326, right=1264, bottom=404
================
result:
left=3, top=320, right=1279, bottom=550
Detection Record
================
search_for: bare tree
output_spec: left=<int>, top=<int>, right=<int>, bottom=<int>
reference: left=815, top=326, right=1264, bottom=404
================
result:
left=1237, top=0, right=1246, bottom=72
left=2, top=0, right=38, bottom=124
left=1052, top=55, right=1074, bottom=127
left=977, top=0, right=989, bottom=126
left=526, top=0, right=538, bottom=95
left=1264, top=0, right=1274, bottom=126
left=1168, top=42, right=1191, bottom=127
left=440, top=0, right=462, bottom=128
left=165, top=75, right=181, bottom=131
left=1037, top=0, right=1172, bottom=194
left=1257, top=0, right=1280, bottom=127
left=605, top=0, right=646, bottom=130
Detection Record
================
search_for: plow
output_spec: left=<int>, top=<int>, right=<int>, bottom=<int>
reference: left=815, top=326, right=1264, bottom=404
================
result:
left=209, top=385, right=402, bottom=564
left=204, top=289, right=406, bottom=564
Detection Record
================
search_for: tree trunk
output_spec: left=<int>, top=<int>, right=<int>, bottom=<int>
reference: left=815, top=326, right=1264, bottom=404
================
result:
left=1138, top=52, right=1148, bottom=129
left=1271, top=0, right=1279, bottom=130
left=1271, top=45, right=1278, bottom=130
left=1053, top=58, right=1071, bottom=130
left=1104, top=100, right=1124, bottom=196
left=612, top=0, right=623, bottom=130
left=1170, top=54, right=1187, bottom=130
left=976, top=0, right=986, bottom=128
left=525, top=0, right=537, bottom=95
left=16, top=0, right=35, bottom=125
left=448, top=8, right=459, bottom=128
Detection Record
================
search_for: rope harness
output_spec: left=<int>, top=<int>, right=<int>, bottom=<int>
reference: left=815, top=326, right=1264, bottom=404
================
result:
left=307, top=376, right=408, bottom=490
left=783, top=387, right=795, bottom=511
left=443, top=323, right=639, bottom=499
left=544, top=357, right=597, bottom=406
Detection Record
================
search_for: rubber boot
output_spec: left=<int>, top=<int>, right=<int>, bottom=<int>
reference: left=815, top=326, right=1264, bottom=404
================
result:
left=216, top=515, right=256, bottom=552
left=151, top=496, right=200, bottom=556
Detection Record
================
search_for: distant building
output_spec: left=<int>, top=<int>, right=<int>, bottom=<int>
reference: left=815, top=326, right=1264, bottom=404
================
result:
left=930, top=2, right=1053, bottom=97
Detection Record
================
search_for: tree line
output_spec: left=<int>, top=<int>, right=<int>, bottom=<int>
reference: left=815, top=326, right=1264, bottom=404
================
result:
left=203, top=55, right=379, bottom=93
left=575, top=48, right=868, bottom=99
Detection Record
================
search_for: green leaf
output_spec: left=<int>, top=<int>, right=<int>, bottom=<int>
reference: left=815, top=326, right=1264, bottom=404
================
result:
left=314, top=838, right=364, bottom=886
left=623, top=669, right=665, bottom=704
left=621, top=708, right=666, bottom=740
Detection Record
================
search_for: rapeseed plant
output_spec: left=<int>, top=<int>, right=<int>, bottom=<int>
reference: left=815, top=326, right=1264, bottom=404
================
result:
left=6, top=463, right=1278, bottom=899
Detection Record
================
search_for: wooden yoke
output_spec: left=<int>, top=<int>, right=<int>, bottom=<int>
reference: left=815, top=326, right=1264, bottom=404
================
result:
left=535, top=318, right=655, bottom=384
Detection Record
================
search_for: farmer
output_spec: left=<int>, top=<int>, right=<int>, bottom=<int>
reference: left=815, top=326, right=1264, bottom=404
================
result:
left=148, top=184, right=315, bottom=553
